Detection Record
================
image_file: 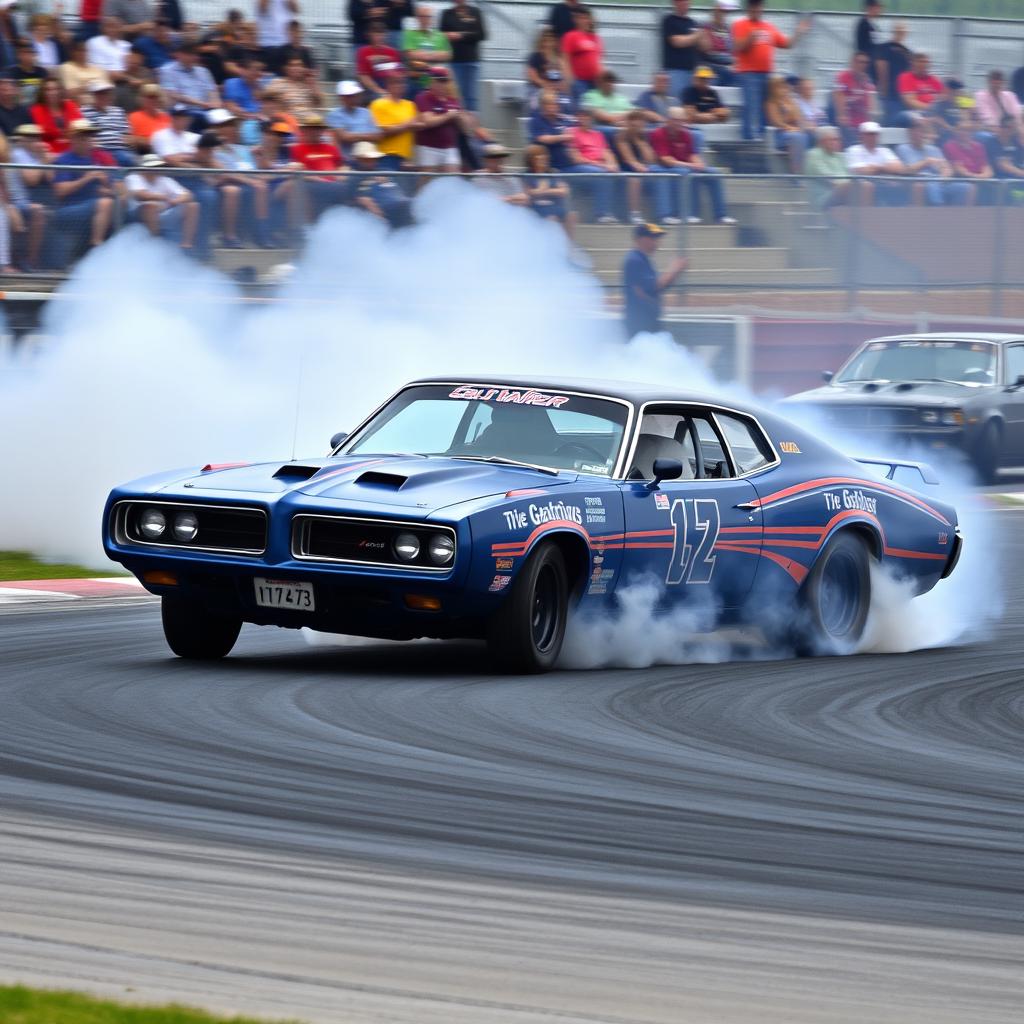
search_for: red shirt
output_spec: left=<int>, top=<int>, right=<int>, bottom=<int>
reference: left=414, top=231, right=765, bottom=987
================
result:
left=80, top=0, right=101, bottom=21
left=289, top=142, right=344, bottom=177
left=355, top=44, right=400, bottom=83
left=897, top=71, right=943, bottom=106
left=731, top=18, right=787, bottom=74
left=560, top=30, right=603, bottom=83
left=944, top=138, right=988, bottom=175
left=570, top=126, right=606, bottom=164
left=650, top=124, right=695, bottom=163
left=835, top=69, right=876, bottom=127
left=31, top=100, right=84, bottom=153
left=415, top=89, right=461, bottom=149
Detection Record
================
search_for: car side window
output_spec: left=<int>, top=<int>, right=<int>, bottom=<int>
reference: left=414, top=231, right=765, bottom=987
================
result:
left=629, top=411, right=721, bottom=480
left=1005, top=346, right=1024, bottom=386
left=714, top=413, right=776, bottom=475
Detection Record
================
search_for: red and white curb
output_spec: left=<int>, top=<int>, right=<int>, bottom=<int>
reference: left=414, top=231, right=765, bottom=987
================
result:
left=0, top=577, right=149, bottom=605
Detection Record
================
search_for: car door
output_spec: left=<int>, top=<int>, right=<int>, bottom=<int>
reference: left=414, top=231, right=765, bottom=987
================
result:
left=1000, top=344, right=1024, bottom=461
left=617, top=405, right=766, bottom=610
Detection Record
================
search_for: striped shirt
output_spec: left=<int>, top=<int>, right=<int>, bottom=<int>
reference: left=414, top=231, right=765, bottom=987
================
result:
left=81, top=104, right=131, bottom=151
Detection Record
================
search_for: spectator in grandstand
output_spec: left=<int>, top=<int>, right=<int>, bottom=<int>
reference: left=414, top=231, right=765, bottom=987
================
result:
left=134, top=17, right=175, bottom=71
left=650, top=106, right=734, bottom=224
left=31, top=80, right=83, bottom=154
left=78, top=0, right=104, bottom=44
left=254, top=119, right=299, bottom=241
left=804, top=125, right=853, bottom=209
left=731, top=0, right=809, bottom=142
left=257, top=0, right=297, bottom=54
left=765, top=75, right=808, bottom=174
left=29, top=14, right=67, bottom=70
left=700, top=1, right=738, bottom=87
left=1012, top=62, right=1024, bottom=106
left=125, top=152, right=201, bottom=250
left=528, top=88, right=575, bottom=170
left=614, top=108, right=662, bottom=225
left=548, top=0, right=584, bottom=40
left=456, top=107, right=498, bottom=171
left=272, top=55, right=321, bottom=118
left=984, top=115, right=1024, bottom=190
left=81, top=80, right=135, bottom=165
left=560, top=6, right=603, bottom=101
left=87, top=17, right=131, bottom=79
left=440, top=0, right=486, bottom=113
left=6, top=40, right=48, bottom=104
left=929, top=78, right=973, bottom=145
left=3, top=125, right=49, bottom=270
left=580, top=70, right=633, bottom=141
left=223, top=21, right=263, bottom=78
left=107, top=0, right=154, bottom=40
left=636, top=71, right=673, bottom=124
left=160, top=43, right=219, bottom=112
left=975, top=70, right=1022, bottom=134
left=845, top=120, right=905, bottom=205
left=222, top=57, right=265, bottom=119
left=328, top=80, right=379, bottom=158
left=896, top=52, right=942, bottom=125
left=289, top=112, right=350, bottom=219
left=0, top=3, right=16, bottom=70
left=402, top=6, right=451, bottom=92
left=52, top=119, right=115, bottom=250
left=414, top=66, right=461, bottom=173
left=794, top=77, right=825, bottom=128
left=186, top=128, right=243, bottom=249
left=523, top=142, right=575, bottom=238
left=471, top=142, right=528, bottom=205
left=270, top=20, right=316, bottom=75
left=943, top=112, right=993, bottom=198
left=855, top=0, right=882, bottom=81
left=526, top=27, right=561, bottom=102
left=567, top=106, right=616, bottom=223
left=833, top=51, right=878, bottom=146
left=875, top=21, right=911, bottom=127
left=117, top=44, right=156, bottom=111
left=532, top=67, right=574, bottom=114
left=346, top=140, right=411, bottom=225
left=59, top=41, right=109, bottom=100
left=0, top=75, right=31, bottom=136
left=349, top=0, right=397, bottom=48
left=370, top=71, right=419, bottom=170
left=661, top=0, right=701, bottom=101
left=128, top=82, right=170, bottom=142
left=682, top=66, right=729, bottom=126
left=622, top=222, right=689, bottom=338
left=150, top=101, right=197, bottom=160
left=259, top=82, right=299, bottom=135
left=899, top=117, right=974, bottom=206
left=356, top=21, right=400, bottom=98
left=209, top=108, right=273, bottom=244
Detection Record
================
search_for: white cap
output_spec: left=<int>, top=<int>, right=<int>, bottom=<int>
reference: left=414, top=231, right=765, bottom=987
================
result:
left=88, top=79, right=114, bottom=92
left=336, top=79, right=362, bottom=96
left=714, top=0, right=740, bottom=9
left=859, top=120, right=881, bottom=133
left=352, top=140, right=383, bottom=159
left=206, top=108, right=236, bottom=125
left=140, top=153, right=165, bottom=168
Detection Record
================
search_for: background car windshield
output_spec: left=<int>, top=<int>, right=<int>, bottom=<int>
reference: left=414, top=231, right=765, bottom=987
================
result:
left=346, top=385, right=629, bottom=474
left=837, top=340, right=996, bottom=386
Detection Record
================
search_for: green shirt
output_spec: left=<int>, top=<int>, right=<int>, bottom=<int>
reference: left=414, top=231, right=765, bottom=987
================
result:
left=805, top=146, right=849, bottom=208
left=401, top=28, right=452, bottom=87
left=580, top=89, right=634, bottom=116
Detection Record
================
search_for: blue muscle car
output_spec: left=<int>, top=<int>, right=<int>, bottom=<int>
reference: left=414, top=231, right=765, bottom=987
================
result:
left=103, top=378, right=963, bottom=672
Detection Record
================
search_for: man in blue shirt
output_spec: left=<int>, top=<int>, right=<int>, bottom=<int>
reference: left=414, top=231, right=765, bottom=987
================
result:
left=622, top=223, right=689, bottom=337
left=52, top=119, right=117, bottom=252
left=529, top=90, right=574, bottom=170
left=222, top=58, right=266, bottom=117
left=134, top=18, right=176, bottom=70
left=326, top=80, right=380, bottom=158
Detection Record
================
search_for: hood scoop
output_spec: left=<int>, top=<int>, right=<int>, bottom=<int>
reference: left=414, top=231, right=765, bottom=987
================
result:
left=356, top=470, right=408, bottom=489
left=894, top=382, right=917, bottom=391
left=861, top=382, right=881, bottom=392
left=273, top=464, right=322, bottom=481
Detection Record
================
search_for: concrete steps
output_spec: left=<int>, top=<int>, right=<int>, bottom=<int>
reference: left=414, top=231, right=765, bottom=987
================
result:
left=595, top=266, right=840, bottom=287
left=586, top=246, right=790, bottom=274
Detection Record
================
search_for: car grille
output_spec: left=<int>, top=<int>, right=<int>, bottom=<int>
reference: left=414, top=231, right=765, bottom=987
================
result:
left=114, top=501, right=267, bottom=555
left=291, top=514, right=456, bottom=572
left=815, top=406, right=924, bottom=430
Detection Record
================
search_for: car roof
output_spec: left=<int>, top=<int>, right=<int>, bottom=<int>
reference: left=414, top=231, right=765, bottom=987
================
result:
left=867, top=332, right=1024, bottom=345
left=409, top=376, right=737, bottom=408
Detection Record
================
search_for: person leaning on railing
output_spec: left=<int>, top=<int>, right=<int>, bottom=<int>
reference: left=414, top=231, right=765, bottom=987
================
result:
left=804, top=125, right=853, bottom=210
left=844, top=119, right=906, bottom=206
left=896, top=114, right=974, bottom=207
left=765, top=75, right=809, bottom=174
left=2, top=123, right=50, bottom=272
left=523, top=142, right=576, bottom=241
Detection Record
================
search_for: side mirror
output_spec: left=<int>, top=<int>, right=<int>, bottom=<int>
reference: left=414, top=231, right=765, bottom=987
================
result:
left=1016, top=375, right=1024, bottom=389
left=329, top=431, right=348, bottom=450
left=822, top=370, right=834, bottom=383
left=648, top=457, right=683, bottom=490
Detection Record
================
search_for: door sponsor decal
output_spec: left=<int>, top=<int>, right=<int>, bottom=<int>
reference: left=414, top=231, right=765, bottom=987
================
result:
left=667, top=498, right=721, bottom=585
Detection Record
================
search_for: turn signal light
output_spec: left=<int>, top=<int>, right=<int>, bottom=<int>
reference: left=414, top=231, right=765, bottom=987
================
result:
left=405, top=593, right=441, bottom=611
left=143, top=570, right=179, bottom=586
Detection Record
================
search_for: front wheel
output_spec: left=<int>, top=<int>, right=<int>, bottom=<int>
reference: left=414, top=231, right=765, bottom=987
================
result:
left=972, top=420, right=1001, bottom=485
left=486, top=542, right=568, bottom=673
left=161, top=595, right=242, bottom=660
left=794, top=532, right=872, bottom=655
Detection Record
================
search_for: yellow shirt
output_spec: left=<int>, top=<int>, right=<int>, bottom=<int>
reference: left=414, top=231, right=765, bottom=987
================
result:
left=370, top=96, right=417, bottom=161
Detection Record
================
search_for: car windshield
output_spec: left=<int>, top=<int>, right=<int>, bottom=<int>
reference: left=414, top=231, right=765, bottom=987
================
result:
left=836, top=339, right=997, bottom=386
left=344, top=384, right=630, bottom=475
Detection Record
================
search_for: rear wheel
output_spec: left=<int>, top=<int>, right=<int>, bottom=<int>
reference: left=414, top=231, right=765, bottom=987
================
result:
left=486, top=542, right=568, bottom=673
left=795, top=532, right=872, bottom=655
left=161, top=595, right=242, bottom=660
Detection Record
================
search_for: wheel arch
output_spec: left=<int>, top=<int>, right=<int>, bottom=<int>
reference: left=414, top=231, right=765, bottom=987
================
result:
left=822, top=518, right=882, bottom=566
left=531, top=529, right=591, bottom=604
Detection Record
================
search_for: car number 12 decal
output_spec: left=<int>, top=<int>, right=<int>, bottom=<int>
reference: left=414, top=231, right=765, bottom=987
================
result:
left=667, top=498, right=720, bottom=585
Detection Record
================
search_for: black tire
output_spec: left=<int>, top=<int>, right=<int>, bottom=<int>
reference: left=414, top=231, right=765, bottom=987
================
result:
left=973, top=420, right=1001, bottom=485
left=794, top=531, right=872, bottom=656
left=161, top=595, right=242, bottom=660
left=486, top=541, right=568, bottom=673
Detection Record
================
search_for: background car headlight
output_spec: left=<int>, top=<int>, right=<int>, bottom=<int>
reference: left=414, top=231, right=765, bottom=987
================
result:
left=393, top=532, right=420, bottom=561
left=428, top=534, right=455, bottom=565
left=942, top=409, right=964, bottom=426
left=139, top=508, right=166, bottom=539
left=173, top=511, right=198, bottom=542
left=920, top=410, right=940, bottom=424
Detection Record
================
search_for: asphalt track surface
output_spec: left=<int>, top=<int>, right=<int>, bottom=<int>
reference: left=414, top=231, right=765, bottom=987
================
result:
left=1, top=527, right=1022, bottom=1023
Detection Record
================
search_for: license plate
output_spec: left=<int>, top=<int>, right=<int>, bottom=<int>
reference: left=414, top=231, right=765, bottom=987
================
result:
left=254, top=577, right=315, bottom=611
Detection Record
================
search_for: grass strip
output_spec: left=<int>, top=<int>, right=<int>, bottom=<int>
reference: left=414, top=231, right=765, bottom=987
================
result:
left=0, top=550, right=126, bottom=582
left=0, top=985, right=305, bottom=1024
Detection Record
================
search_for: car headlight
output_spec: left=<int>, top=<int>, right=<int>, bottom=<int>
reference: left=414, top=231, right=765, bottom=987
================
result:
left=139, top=508, right=166, bottom=539
left=428, top=533, right=455, bottom=566
left=920, top=409, right=940, bottom=424
left=173, top=511, right=199, bottom=542
left=942, top=409, right=964, bottom=426
left=393, top=532, right=420, bottom=562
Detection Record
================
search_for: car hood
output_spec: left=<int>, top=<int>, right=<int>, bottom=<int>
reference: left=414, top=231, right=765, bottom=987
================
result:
left=161, top=455, right=581, bottom=514
left=784, top=381, right=979, bottom=407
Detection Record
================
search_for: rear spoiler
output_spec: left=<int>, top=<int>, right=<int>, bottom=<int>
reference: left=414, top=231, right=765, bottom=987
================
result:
left=854, top=457, right=940, bottom=487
